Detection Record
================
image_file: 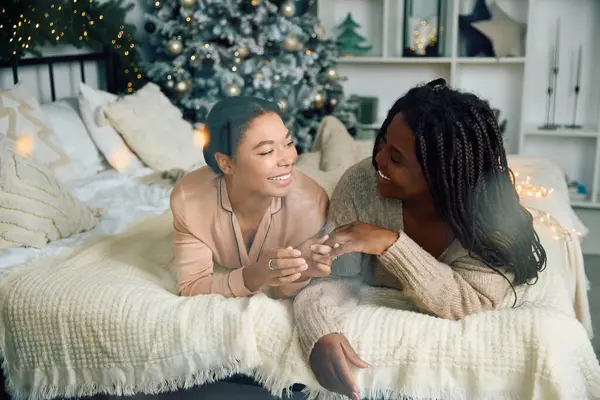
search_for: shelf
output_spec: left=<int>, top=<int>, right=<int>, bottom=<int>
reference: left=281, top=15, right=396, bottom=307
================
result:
left=358, top=121, right=384, bottom=130
left=523, top=125, right=599, bottom=138
left=336, top=57, right=525, bottom=65
left=337, top=56, right=452, bottom=64
left=456, top=57, right=526, bottom=64
left=571, top=201, right=600, bottom=210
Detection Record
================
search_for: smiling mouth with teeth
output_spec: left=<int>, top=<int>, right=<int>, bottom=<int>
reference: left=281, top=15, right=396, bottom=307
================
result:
left=378, top=170, right=391, bottom=181
left=268, top=173, right=291, bottom=181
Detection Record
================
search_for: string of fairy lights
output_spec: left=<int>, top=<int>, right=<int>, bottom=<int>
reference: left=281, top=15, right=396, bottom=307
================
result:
left=1, top=0, right=144, bottom=92
left=513, top=171, right=582, bottom=241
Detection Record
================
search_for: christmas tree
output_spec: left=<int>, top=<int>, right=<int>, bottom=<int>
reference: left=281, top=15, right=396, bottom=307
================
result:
left=143, top=0, right=357, bottom=152
left=1, top=0, right=143, bottom=93
left=336, top=13, right=372, bottom=57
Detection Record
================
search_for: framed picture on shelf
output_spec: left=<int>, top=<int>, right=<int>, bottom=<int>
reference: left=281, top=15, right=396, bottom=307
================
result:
left=403, top=0, right=447, bottom=57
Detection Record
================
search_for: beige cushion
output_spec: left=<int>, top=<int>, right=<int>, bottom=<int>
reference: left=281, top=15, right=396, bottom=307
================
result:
left=312, top=116, right=359, bottom=172
left=103, top=82, right=206, bottom=171
left=0, top=136, right=98, bottom=249
left=0, top=83, right=74, bottom=181
left=295, top=151, right=345, bottom=197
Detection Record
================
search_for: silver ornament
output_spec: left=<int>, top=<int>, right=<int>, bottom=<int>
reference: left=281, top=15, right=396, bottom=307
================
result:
left=274, top=75, right=280, bottom=82
left=175, top=80, right=191, bottom=94
left=167, top=38, right=183, bottom=55
left=179, top=0, right=195, bottom=8
left=329, top=98, right=338, bottom=107
left=314, top=24, right=325, bottom=39
left=277, top=99, right=288, bottom=112
left=243, top=26, right=252, bottom=35
left=280, top=1, right=295, bottom=17
left=165, top=79, right=175, bottom=90
left=226, top=83, right=241, bottom=97
left=326, top=68, right=338, bottom=81
left=237, top=45, right=249, bottom=59
left=283, top=35, right=299, bottom=52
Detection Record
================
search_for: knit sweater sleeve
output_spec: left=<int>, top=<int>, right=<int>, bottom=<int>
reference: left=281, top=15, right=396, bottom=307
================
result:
left=378, top=233, right=513, bottom=320
left=293, top=167, right=365, bottom=358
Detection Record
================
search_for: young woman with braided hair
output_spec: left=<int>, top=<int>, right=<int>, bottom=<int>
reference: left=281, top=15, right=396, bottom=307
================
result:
left=294, top=78, right=547, bottom=400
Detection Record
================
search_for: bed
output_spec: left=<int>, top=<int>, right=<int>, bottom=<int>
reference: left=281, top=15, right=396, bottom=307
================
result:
left=0, top=53, right=599, bottom=400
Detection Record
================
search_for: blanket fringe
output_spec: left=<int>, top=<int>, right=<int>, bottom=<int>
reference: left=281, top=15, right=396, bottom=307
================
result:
left=1, top=357, right=296, bottom=400
left=1, top=354, right=564, bottom=400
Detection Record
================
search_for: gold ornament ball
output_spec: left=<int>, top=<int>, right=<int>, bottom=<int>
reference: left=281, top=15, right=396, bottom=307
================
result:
left=314, top=92, right=324, bottom=108
left=167, top=38, right=183, bottom=55
left=283, top=35, right=300, bottom=52
left=277, top=99, right=288, bottom=112
left=179, top=0, right=195, bottom=8
left=326, top=68, right=338, bottom=81
left=175, top=80, right=191, bottom=94
left=280, top=1, right=296, bottom=17
left=237, top=45, right=249, bottom=59
left=226, top=83, right=241, bottom=97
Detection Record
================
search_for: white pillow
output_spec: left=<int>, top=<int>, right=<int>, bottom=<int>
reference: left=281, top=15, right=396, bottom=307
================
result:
left=78, top=82, right=144, bottom=172
left=0, top=83, right=72, bottom=179
left=103, top=82, right=206, bottom=171
left=0, top=136, right=99, bottom=249
left=40, top=98, right=107, bottom=181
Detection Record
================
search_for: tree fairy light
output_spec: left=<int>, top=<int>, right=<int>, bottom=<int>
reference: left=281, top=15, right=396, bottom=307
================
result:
left=513, top=171, right=581, bottom=241
left=1, top=1, right=144, bottom=93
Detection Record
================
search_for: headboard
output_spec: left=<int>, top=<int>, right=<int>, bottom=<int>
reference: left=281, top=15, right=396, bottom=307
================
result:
left=0, top=48, right=118, bottom=102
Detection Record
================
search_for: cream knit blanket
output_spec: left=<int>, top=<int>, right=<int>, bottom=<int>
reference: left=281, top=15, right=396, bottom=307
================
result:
left=1, top=212, right=599, bottom=400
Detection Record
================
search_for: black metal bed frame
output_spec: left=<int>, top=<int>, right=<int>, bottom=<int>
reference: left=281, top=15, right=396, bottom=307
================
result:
left=0, top=48, right=117, bottom=99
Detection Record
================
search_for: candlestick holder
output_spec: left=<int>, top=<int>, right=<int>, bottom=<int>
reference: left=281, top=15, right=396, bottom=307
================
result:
left=565, top=45, right=583, bottom=129
left=539, top=20, right=562, bottom=130
left=565, top=87, right=583, bottom=129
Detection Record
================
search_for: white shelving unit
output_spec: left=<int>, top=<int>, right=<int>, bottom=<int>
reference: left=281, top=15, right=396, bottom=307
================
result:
left=317, top=0, right=600, bottom=210
left=518, top=0, right=600, bottom=210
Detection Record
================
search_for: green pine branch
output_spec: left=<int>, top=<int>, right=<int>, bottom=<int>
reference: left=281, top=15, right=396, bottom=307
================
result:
left=0, top=0, right=143, bottom=92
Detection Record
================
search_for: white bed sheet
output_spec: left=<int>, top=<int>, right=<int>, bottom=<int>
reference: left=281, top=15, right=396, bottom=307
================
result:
left=0, top=169, right=172, bottom=275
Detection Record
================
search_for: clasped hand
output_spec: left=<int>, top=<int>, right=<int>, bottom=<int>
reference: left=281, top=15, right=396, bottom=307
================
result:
left=243, top=234, right=336, bottom=292
left=324, top=221, right=399, bottom=258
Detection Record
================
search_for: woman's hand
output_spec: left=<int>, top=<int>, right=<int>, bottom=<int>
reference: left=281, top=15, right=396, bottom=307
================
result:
left=243, top=247, right=308, bottom=292
left=310, top=333, right=368, bottom=400
left=295, top=235, right=335, bottom=278
left=327, top=222, right=399, bottom=258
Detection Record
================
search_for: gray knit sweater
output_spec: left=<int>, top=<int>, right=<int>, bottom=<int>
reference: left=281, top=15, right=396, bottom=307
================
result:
left=293, top=158, right=513, bottom=357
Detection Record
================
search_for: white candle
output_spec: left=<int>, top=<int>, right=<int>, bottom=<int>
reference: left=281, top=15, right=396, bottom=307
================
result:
left=554, top=19, right=560, bottom=69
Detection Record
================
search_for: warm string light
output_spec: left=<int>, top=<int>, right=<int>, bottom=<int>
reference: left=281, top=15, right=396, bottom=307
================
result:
left=513, top=172, right=554, bottom=199
left=6, top=2, right=143, bottom=91
left=513, top=171, right=581, bottom=241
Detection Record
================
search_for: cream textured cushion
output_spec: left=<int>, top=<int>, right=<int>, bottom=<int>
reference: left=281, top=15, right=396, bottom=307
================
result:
left=0, top=84, right=73, bottom=181
left=103, top=82, right=206, bottom=171
left=78, top=83, right=144, bottom=172
left=0, top=136, right=99, bottom=249
left=312, top=116, right=360, bottom=171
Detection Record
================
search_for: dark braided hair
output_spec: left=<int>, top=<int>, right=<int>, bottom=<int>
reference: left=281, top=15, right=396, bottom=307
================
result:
left=372, top=78, right=547, bottom=299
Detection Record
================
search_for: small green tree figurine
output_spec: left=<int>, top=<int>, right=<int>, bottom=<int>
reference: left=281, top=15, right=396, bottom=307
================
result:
left=336, top=13, right=372, bottom=56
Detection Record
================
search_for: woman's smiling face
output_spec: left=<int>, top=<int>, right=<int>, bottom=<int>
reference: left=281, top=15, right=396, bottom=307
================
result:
left=374, top=113, right=429, bottom=200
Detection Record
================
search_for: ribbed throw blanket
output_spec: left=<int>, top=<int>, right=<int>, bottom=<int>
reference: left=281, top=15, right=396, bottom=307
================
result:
left=1, top=212, right=599, bottom=400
